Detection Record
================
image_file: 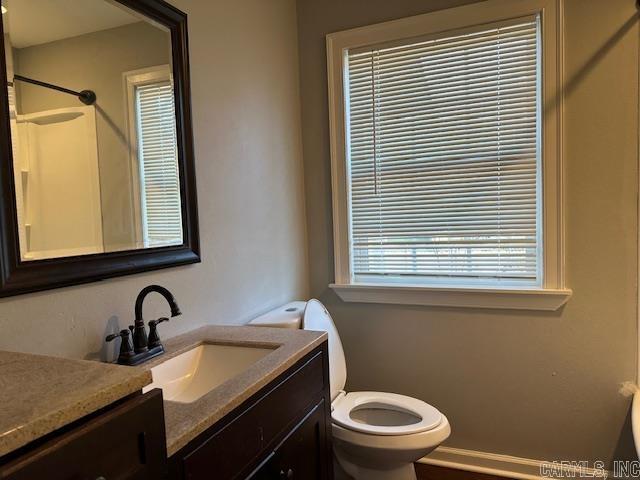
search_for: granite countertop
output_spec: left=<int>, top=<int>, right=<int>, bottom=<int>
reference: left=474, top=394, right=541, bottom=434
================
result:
left=142, top=325, right=327, bottom=456
left=0, top=325, right=327, bottom=460
left=0, top=351, right=152, bottom=458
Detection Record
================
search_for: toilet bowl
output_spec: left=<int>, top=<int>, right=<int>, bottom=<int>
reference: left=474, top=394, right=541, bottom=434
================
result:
left=249, top=299, right=451, bottom=480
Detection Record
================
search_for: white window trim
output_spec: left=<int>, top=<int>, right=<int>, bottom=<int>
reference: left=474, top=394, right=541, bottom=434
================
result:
left=123, top=64, right=173, bottom=249
left=326, top=0, right=571, bottom=311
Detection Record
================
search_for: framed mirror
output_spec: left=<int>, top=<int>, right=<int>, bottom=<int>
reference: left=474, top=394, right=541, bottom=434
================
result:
left=0, top=0, right=199, bottom=297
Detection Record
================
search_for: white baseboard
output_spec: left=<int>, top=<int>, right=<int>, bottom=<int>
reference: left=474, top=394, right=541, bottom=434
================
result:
left=418, top=446, right=612, bottom=479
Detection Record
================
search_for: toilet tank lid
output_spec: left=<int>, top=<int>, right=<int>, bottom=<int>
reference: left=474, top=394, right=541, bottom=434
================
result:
left=248, top=301, right=307, bottom=328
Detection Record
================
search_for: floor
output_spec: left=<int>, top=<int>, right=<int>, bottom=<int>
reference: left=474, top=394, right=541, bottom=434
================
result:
left=415, top=464, right=515, bottom=480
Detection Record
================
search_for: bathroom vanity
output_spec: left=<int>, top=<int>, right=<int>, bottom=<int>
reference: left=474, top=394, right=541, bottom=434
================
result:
left=167, top=344, right=331, bottom=479
left=0, top=391, right=167, bottom=479
left=148, top=325, right=333, bottom=479
left=0, top=351, right=165, bottom=479
left=0, top=326, right=332, bottom=480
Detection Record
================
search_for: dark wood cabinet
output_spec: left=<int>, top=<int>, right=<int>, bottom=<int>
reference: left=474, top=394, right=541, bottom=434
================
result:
left=0, top=389, right=167, bottom=480
left=170, top=343, right=333, bottom=480
left=0, top=342, right=333, bottom=480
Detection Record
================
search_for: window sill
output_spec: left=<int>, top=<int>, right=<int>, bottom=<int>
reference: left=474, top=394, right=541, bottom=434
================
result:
left=329, top=283, right=572, bottom=311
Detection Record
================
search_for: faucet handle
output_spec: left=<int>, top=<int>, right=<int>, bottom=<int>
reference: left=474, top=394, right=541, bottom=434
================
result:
left=105, top=329, right=134, bottom=360
left=149, top=317, right=169, bottom=327
left=148, top=317, right=169, bottom=349
left=106, top=329, right=129, bottom=342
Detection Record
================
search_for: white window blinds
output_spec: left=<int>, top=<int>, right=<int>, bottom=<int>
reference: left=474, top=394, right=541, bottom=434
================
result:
left=346, top=17, right=541, bottom=286
left=136, top=80, right=183, bottom=247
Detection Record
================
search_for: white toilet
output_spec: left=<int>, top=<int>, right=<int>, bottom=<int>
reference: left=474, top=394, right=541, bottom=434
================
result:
left=249, top=299, right=451, bottom=480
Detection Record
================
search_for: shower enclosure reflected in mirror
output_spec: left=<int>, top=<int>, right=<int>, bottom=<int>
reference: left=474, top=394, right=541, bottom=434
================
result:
left=0, top=0, right=199, bottom=297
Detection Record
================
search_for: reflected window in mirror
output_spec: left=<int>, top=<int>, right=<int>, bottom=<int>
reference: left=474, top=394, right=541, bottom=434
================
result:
left=124, top=65, right=182, bottom=249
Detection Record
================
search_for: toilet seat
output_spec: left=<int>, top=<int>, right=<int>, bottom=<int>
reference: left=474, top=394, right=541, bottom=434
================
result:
left=332, top=391, right=442, bottom=436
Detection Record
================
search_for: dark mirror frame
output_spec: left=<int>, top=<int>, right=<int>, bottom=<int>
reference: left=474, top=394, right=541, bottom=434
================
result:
left=0, top=0, right=200, bottom=298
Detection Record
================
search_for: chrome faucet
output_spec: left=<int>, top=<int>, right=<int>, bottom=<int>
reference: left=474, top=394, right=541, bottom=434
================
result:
left=106, top=284, right=181, bottom=366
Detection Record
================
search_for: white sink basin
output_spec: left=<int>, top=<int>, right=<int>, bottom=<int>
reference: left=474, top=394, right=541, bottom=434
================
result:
left=143, top=343, right=274, bottom=403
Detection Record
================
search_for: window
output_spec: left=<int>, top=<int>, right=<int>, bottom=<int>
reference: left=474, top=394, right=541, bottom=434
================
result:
left=348, top=19, right=540, bottom=286
left=327, top=0, right=570, bottom=310
left=125, top=66, right=183, bottom=248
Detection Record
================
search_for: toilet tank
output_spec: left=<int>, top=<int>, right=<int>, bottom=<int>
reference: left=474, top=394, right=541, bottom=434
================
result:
left=248, top=301, right=306, bottom=329
left=248, top=299, right=347, bottom=401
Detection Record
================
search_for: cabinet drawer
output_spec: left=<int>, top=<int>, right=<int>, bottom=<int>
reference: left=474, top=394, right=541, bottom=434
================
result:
left=0, top=389, right=167, bottom=480
left=183, top=351, right=325, bottom=480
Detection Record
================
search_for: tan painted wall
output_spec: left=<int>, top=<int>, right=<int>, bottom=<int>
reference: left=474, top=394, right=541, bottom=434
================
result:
left=15, top=22, right=171, bottom=251
left=297, top=0, right=638, bottom=464
left=0, top=0, right=308, bottom=362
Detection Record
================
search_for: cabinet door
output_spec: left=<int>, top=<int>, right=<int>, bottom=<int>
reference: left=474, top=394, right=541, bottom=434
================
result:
left=249, top=399, right=330, bottom=480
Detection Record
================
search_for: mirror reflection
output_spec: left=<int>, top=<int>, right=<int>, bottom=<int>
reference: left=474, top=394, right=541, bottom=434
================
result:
left=3, top=0, right=183, bottom=261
